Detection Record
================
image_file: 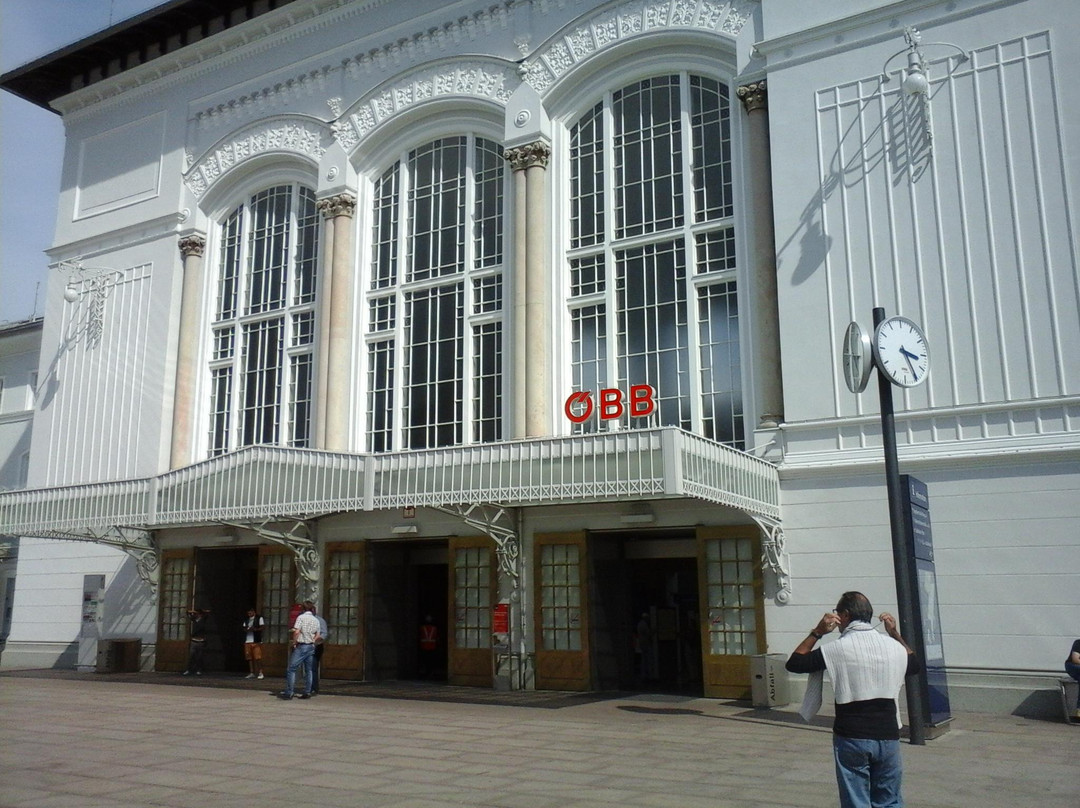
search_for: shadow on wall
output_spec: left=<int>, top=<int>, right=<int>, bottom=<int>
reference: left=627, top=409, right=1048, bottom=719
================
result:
left=102, top=555, right=156, bottom=643
left=779, top=82, right=933, bottom=288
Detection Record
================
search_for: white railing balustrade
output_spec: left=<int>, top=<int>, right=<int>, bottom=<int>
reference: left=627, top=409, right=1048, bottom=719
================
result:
left=0, top=427, right=779, bottom=538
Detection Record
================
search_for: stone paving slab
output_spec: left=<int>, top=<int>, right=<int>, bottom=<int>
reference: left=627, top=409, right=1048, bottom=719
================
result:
left=0, top=672, right=1074, bottom=808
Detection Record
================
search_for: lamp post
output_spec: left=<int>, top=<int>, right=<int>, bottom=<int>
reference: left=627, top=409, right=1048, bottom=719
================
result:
left=873, top=306, right=926, bottom=746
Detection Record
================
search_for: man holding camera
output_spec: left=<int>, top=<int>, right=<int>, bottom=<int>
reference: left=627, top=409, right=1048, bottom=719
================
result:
left=786, top=591, right=920, bottom=808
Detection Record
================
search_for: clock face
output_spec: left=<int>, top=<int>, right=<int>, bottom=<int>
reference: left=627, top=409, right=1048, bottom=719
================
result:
left=873, top=316, right=930, bottom=387
left=841, top=322, right=872, bottom=393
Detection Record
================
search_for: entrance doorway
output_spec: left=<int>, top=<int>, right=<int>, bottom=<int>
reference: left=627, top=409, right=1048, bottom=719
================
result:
left=367, top=541, right=448, bottom=682
left=192, top=547, right=258, bottom=673
left=591, top=532, right=702, bottom=695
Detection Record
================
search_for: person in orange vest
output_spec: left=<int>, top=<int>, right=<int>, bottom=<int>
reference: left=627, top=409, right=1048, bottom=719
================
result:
left=419, top=615, right=438, bottom=679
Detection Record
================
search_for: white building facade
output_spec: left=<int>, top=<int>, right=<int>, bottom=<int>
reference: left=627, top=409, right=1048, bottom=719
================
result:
left=0, top=318, right=41, bottom=643
left=0, top=0, right=1076, bottom=715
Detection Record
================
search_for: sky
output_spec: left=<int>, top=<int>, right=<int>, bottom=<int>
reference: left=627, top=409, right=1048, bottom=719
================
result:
left=0, top=0, right=163, bottom=325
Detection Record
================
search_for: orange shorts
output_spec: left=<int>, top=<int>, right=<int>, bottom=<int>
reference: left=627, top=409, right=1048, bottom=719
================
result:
left=244, top=642, right=263, bottom=661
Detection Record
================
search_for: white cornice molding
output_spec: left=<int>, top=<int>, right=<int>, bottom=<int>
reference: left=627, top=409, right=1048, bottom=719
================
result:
left=53, top=0, right=395, bottom=121
left=191, top=1, right=520, bottom=137
left=752, top=0, right=1017, bottom=69
left=776, top=394, right=1080, bottom=478
left=45, top=213, right=189, bottom=265
left=522, top=0, right=757, bottom=96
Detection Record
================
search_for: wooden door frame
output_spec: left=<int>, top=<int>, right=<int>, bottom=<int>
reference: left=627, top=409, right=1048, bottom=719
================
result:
left=155, top=548, right=195, bottom=672
left=257, top=543, right=296, bottom=676
left=697, top=525, right=766, bottom=700
left=533, top=531, right=591, bottom=692
left=448, top=535, right=495, bottom=687
left=320, top=540, right=366, bottom=680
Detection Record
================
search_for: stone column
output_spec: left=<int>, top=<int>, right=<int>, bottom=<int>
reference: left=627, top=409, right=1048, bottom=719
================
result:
left=505, top=141, right=552, bottom=438
left=170, top=233, right=206, bottom=469
left=737, top=81, right=784, bottom=429
left=316, top=193, right=357, bottom=452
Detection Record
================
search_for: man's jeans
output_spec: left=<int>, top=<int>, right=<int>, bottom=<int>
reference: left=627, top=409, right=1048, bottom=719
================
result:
left=833, top=736, right=903, bottom=808
left=284, top=643, right=315, bottom=697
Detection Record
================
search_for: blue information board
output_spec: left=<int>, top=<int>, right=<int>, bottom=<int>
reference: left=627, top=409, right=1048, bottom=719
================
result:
left=900, top=475, right=952, bottom=728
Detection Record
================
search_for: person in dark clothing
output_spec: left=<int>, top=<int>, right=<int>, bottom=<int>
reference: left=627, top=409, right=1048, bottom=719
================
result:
left=183, top=608, right=211, bottom=675
left=1065, top=639, right=1080, bottom=720
left=786, top=592, right=920, bottom=808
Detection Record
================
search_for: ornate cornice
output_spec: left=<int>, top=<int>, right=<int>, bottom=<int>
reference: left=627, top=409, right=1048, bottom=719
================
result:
left=330, top=59, right=519, bottom=152
left=736, top=79, right=767, bottom=113
left=184, top=117, right=329, bottom=198
left=316, top=193, right=357, bottom=218
left=505, top=141, right=551, bottom=170
left=192, top=2, right=520, bottom=139
left=522, top=0, right=757, bottom=95
left=177, top=234, right=207, bottom=258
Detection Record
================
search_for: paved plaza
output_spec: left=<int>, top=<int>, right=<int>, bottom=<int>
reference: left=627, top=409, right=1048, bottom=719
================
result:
left=0, top=671, right=1073, bottom=808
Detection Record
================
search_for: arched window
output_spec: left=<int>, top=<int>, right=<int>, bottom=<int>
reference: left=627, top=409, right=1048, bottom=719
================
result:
left=567, top=74, right=743, bottom=448
left=366, top=135, right=506, bottom=451
left=208, top=183, right=319, bottom=456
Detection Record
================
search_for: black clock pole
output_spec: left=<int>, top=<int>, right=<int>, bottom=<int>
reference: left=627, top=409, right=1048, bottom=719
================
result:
left=873, top=306, right=927, bottom=746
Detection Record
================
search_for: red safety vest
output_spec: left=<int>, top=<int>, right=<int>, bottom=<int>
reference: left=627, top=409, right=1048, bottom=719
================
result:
left=420, top=624, right=438, bottom=651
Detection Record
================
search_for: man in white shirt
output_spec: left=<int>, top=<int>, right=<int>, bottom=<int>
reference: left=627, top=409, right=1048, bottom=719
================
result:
left=786, top=591, right=919, bottom=808
left=279, top=601, right=321, bottom=700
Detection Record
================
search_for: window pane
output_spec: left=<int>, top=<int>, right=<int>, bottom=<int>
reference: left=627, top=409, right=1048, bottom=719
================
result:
left=568, top=73, right=740, bottom=446
left=570, top=102, right=604, bottom=249
left=616, top=241, right=689, bottom=429
left=246, top=186, right=291, bottom=314
left=474, top=138, right=504, bottom=268
left=690, top=76, right=733, bottom=222
left=210, top=183, right=319, bottom=455
left=405, top=284, right=463, bottom=449
left=698, top=281, right=743, bottom=448
left=613, top=76, right=683, bottom=238
left=408, top=138, right=466, bottom=282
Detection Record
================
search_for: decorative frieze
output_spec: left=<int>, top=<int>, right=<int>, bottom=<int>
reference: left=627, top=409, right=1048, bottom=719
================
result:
left=184, top=119, right=328, bottom=197
left=331, top=61, right=518, bottom=151
left=523, top=0, right=757, bottom=94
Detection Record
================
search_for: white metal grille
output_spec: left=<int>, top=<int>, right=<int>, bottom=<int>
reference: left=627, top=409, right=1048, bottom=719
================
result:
left=0, top=428, right=780, bottom=538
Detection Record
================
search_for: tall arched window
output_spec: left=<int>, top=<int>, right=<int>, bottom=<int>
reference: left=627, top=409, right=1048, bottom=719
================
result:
left=366, top=135, right=505, bottom=451
left=567, top=74, right=743, bottom=448
left=208, top=183, right=319, bottom=456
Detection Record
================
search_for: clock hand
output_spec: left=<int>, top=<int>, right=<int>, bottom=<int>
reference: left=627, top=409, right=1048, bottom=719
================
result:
left=901, top=347, right=917, bottom=378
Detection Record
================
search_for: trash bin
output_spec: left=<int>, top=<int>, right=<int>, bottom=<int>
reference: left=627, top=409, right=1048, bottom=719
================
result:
left=750, top=653, right=790, bottom=707
left=96, top=638, right=142, bottom=673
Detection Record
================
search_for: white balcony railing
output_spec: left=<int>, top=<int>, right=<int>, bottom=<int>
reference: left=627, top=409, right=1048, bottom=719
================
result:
left=0, top=428, right=779, bottom=539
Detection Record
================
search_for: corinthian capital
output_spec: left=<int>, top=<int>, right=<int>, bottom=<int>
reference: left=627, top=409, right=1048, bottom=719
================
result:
left=505, top=141, right=551, bottom=171
left=178, top=234, right=206, bottom=258
left=737, top=81, right=768, bottom=114
left=316, top=192, right=357, bottom=219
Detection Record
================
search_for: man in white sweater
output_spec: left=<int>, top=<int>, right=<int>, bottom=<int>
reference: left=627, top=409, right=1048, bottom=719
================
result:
left=786, top=591, right=920, bottom=808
